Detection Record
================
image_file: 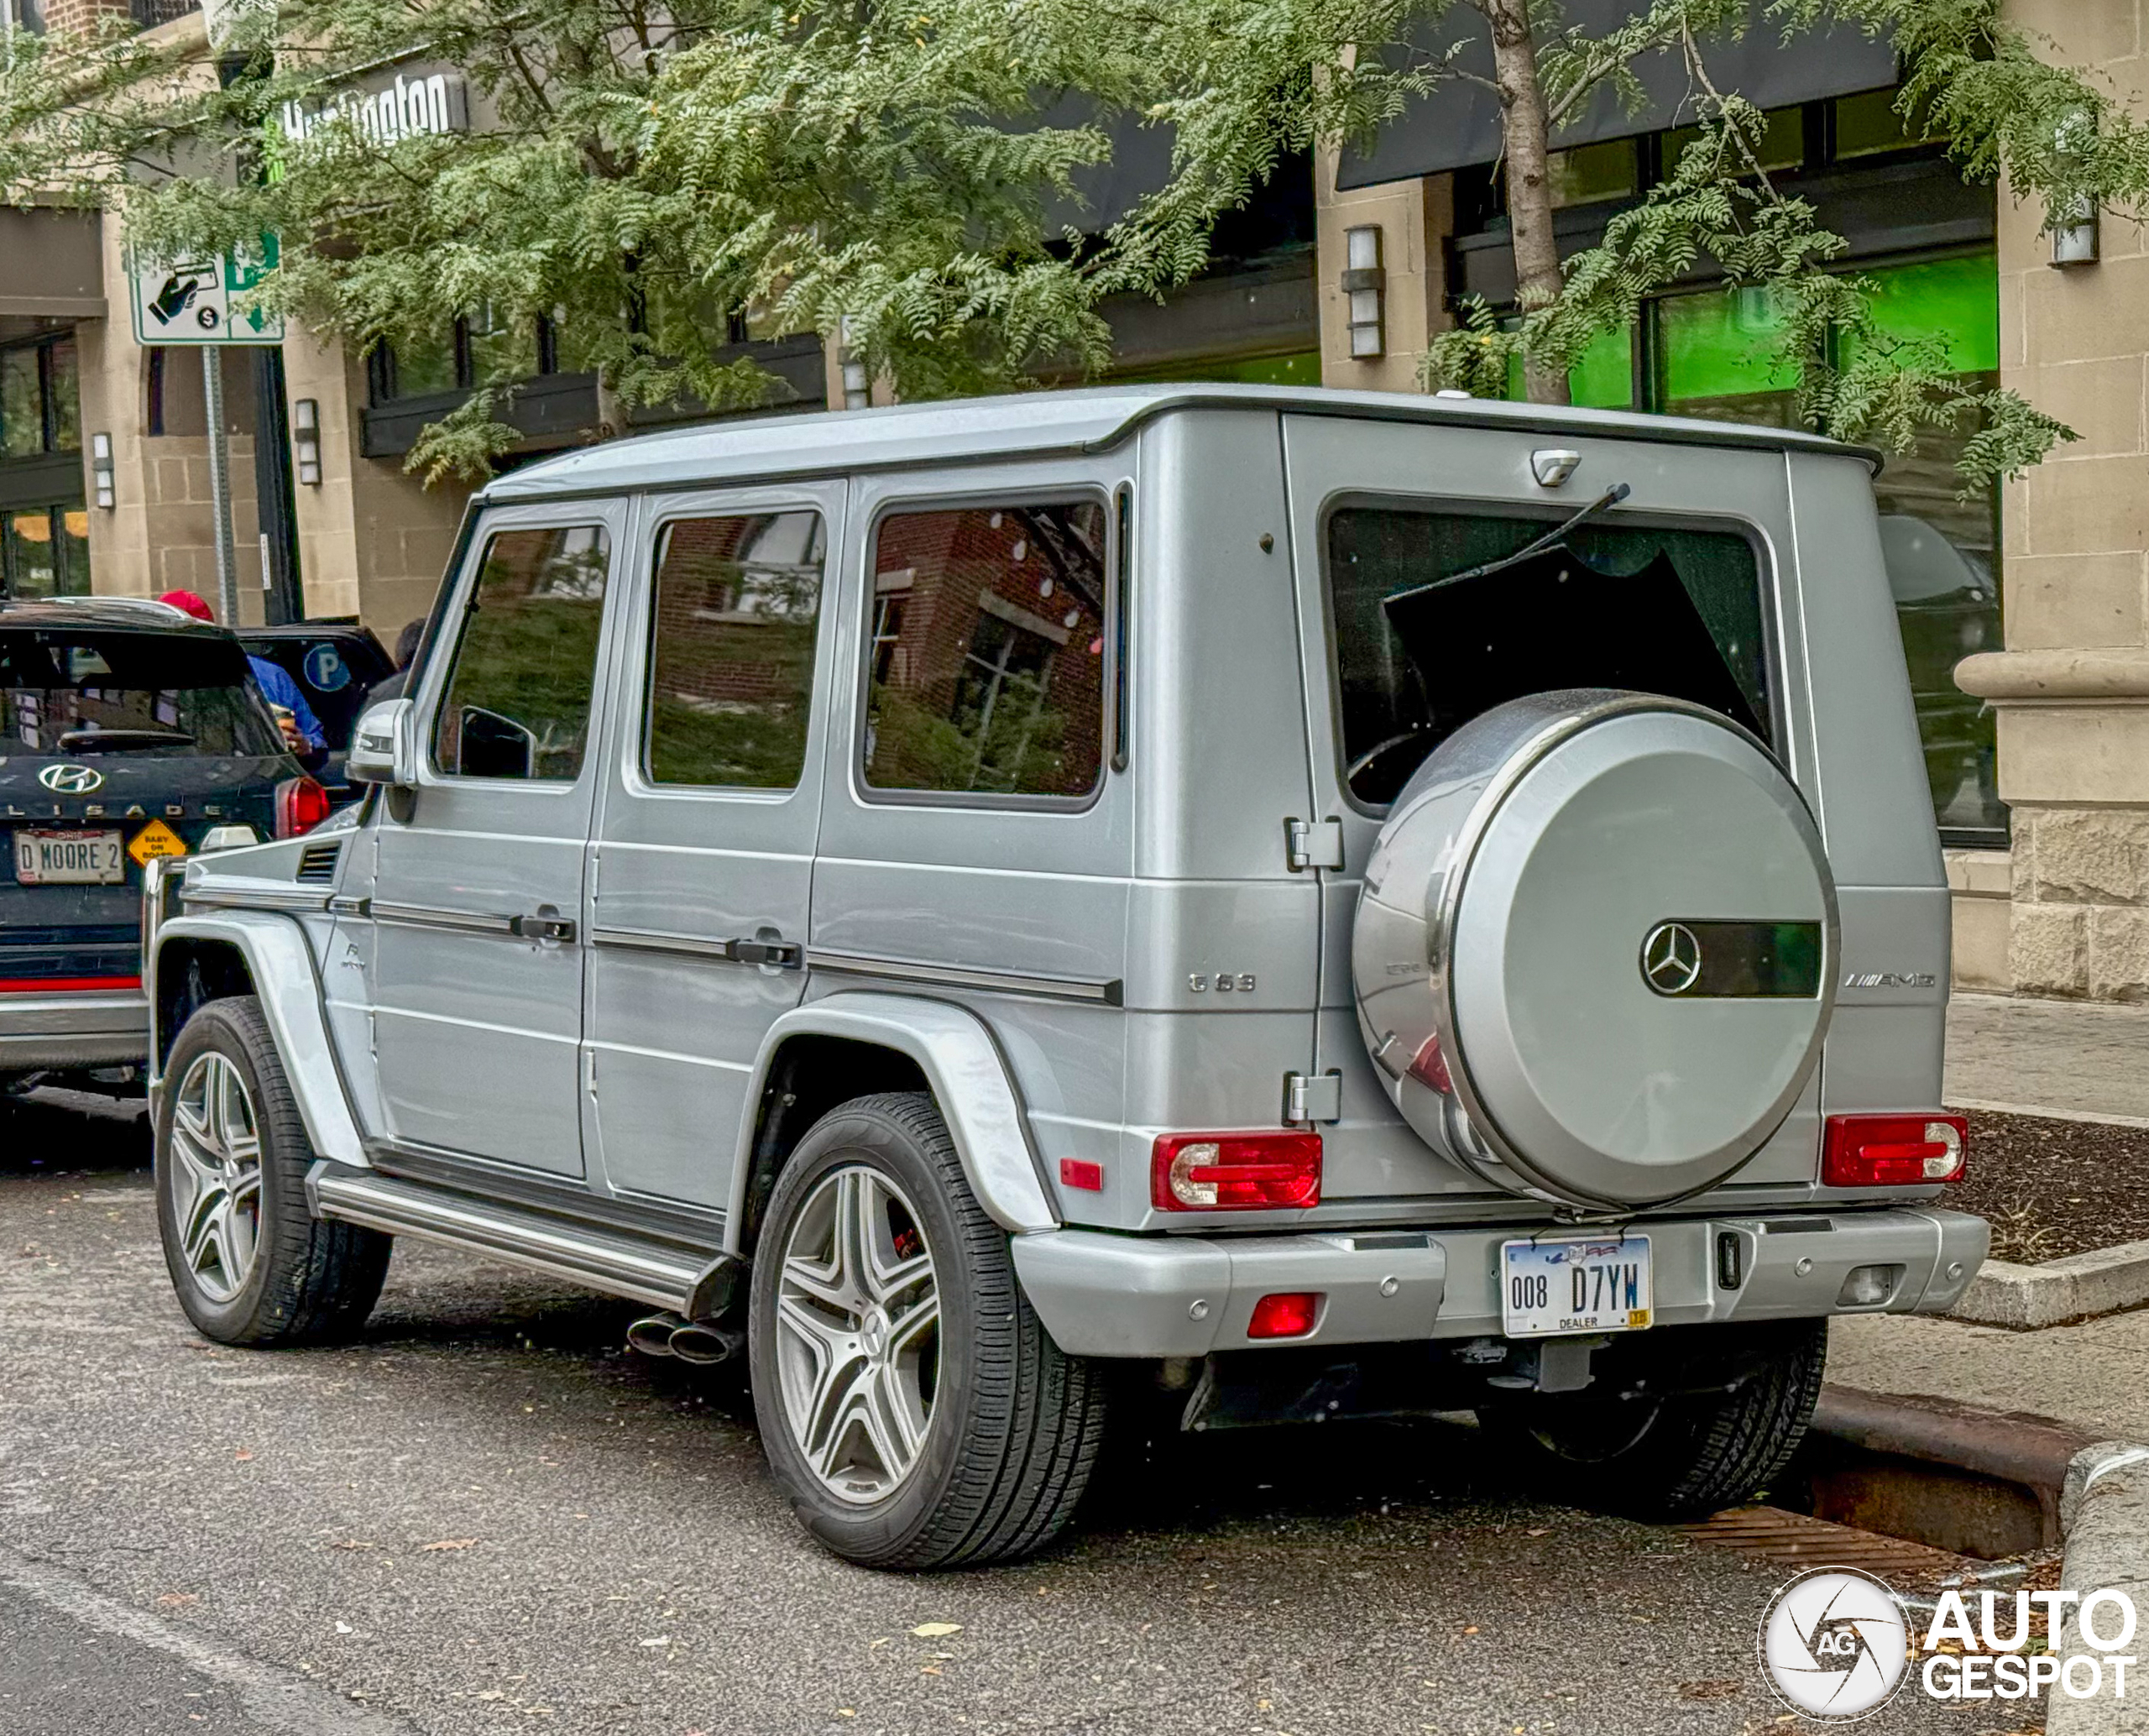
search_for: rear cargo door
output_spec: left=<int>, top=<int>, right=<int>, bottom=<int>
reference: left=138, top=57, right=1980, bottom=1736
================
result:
left=1278, top=411, right=1820, bottom=1198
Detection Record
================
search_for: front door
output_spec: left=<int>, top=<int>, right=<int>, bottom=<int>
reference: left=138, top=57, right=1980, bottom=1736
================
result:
left=584, top=486, right=841, bottom=1211
left=369, top=501, right=627, bottom=1177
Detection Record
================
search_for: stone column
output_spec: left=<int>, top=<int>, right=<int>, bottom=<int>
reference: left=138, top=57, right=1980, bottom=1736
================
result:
left=1957, top=0, right=2149, bottom=1002
left=1314, top=153, right=1453, bottom=390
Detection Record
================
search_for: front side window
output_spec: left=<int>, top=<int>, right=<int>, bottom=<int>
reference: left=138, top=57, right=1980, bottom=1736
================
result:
left=644, top=510, right=825, bottom=789
left=433, top=524, right=611, bottom=782
left=1327, top=506, right=1769, bottom=807
left=862, top=501, right=1106, bottom=800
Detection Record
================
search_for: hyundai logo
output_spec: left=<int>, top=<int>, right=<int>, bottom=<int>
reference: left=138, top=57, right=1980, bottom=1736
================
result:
left=37, top=763, right=102, bottom=795
left=1641, top=921, right=1703, bottom=996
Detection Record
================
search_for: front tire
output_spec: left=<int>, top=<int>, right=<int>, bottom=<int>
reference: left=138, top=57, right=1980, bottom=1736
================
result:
left=748, top=1091, right=1107, bottom=1569
left=1479, top=1319, right=1827, bottom=1519
left=154, top=996, right=390, bottom=1346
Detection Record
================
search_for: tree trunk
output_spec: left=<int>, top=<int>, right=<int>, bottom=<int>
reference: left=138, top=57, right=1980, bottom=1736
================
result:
left=1484, top=0, right=1570, bottom=405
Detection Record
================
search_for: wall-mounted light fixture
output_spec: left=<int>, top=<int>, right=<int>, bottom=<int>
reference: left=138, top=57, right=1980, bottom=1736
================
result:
left=1342, top=226, right=1386, bottom=359
left=91, top=432, right=116, bottom=509
left=838, top=316, right=871, bottom=411
left=292, top=397, right=322, bottom=485
left=2052, top=200, right=2100, bottom=268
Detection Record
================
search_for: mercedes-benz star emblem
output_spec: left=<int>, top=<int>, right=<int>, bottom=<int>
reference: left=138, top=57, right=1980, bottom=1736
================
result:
left=1641, top=921, right=1703, bottom=996
left=37, top=763, right=102, bottom=795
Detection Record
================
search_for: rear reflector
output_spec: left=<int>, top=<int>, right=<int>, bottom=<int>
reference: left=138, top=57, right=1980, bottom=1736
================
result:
left=1058, top=1158, right=1104, bottom=1192
left=1152, top=1132, right=1322, bottom=1210
left=1247, top=1292, right=1321, bottom=1339
left=1822, top=1114, right=1967, bottom=1186
left=0, top=975, right=141, bottom=995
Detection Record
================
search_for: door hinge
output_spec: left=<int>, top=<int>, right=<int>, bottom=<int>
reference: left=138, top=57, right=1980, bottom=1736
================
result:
left=1284, top=1069, right=1343, bottom=1124
left=1284, top=816, right=1345, bottom=873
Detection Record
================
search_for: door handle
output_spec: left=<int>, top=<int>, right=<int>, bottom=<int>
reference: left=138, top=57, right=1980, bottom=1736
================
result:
left=726, top=936, right=801, bottom=969
left=510, top=913, right=578, bottom=944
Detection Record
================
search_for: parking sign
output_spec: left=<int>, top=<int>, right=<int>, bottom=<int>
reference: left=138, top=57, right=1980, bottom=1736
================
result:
left=129, top=235, right=285, bottom=344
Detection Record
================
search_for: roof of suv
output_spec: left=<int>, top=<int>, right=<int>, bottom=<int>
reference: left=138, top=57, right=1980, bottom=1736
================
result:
left=0, top=597, right=231, bottom=635
left=481, top=382, right=1882, bottom=505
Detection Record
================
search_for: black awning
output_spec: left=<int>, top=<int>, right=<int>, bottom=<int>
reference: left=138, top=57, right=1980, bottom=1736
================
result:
left=1337, top=3, right=1898, bottom=191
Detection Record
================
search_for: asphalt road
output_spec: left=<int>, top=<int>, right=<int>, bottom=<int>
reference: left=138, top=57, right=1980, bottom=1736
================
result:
left=0, top=1088, right=2009, bottom=1736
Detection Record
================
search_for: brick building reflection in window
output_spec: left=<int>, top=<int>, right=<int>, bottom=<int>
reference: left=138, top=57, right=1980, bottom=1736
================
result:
left=646, top=510, right=825, bottom=789
left=863, top=501, right=1106, bottom=798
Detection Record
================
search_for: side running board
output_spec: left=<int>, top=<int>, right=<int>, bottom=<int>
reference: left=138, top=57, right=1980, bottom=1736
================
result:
left=307, top=1163, right=733, bottom=1316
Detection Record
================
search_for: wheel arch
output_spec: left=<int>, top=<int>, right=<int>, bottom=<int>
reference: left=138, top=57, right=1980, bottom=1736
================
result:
left=727, top=992, right=1059, bottom=1256
left=149, top=912, right=365, bottom=1167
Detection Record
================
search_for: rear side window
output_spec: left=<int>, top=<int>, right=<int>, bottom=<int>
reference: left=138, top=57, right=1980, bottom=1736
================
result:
left=643, top=510, right=825, bottom=789
left=0, top=630, right=281, bottom=757
left=434, top=524, right=611, bottom=782
left=1326, top=506, right=1770, bottom=805
left=862, top=501, right=1106, bottom=800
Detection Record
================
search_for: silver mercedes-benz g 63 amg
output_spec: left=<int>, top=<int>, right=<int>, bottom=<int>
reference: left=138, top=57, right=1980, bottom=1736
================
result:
left=144, top=385, right=1987, bottom=1570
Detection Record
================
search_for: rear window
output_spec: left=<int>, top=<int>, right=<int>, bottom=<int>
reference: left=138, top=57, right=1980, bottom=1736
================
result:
left=0, top=629, right=283, bottom=758
left=1325, top=505, right=1770, bottom=806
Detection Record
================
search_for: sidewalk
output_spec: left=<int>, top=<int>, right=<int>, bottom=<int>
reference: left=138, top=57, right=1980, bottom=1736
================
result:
left=1828, top=1310, right=2149, bottom=1444
left=1946, top=991, right=2149, bottom=1124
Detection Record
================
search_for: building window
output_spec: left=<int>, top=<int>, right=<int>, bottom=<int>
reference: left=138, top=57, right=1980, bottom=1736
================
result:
left=370, top=311, right=546, bottom=405
left=1, top=508, right=91, bottom=600
left=861, top=501, right=1108, bottom=801
left=0, top=336, right=77, bottom=458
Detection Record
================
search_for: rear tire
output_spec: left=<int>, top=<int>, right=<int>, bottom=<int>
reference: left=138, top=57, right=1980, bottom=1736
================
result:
left=748, top=1091, right=1107, bottom=1569
left=154, top=996, right=390, bottom=1346
left=1479, top=1319, right=1827, bottom=1519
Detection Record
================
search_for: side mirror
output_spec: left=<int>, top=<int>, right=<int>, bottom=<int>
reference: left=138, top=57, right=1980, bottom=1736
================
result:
left=347, top=698, right=416, bottom=787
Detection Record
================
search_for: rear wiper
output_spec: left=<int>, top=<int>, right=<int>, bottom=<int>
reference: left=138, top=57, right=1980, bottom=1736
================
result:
left=57, top=728, right=196, bottom=751
left=1387, top=482, right=1634, bottom=604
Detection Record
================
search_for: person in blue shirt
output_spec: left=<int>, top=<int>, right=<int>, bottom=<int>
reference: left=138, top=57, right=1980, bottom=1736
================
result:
left=156, top=590, right=327, bottom=756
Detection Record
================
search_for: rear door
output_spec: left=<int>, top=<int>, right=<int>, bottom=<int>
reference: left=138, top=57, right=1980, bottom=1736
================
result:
left=1278, top=413, right=1819, bottom=1196
left=369, top=501, right=628, bottom=1177
left=583, top=484, right=841, bottom=1211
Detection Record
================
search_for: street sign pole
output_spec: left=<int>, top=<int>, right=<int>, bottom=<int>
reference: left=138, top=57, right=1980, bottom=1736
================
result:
left=201, top=349, right=239, bottom=625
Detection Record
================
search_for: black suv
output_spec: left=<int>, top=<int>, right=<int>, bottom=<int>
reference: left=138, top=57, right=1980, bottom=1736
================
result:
left=1, top=599, right=327, bottom=1089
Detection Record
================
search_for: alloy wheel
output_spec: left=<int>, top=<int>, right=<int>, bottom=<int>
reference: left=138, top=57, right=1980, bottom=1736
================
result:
left=773, top=1165, right=941, bottom=1503
left=168, top=1051, right=265, bottom=1305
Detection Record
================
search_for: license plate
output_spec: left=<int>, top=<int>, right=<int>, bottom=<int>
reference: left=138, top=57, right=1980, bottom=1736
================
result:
left=13, top=829, right=127, bottom=886
left=1501, top=1235, right=1653, bottom=1337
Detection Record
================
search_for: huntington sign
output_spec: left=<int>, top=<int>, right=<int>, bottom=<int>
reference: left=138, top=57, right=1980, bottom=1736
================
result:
left=279, top=71, right=469, bottom=147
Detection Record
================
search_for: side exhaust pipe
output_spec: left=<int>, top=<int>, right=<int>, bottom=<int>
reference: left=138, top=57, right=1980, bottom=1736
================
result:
left=625, top=1312, right=742, bottom=1366
left=669, top=1322, right=742, bottom=1366
left=627, top=1313, right=684, bottom=1357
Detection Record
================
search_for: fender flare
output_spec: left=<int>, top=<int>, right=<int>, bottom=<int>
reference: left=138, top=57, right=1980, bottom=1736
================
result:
left=149, top=911, right=366, bottom=1168
left=729, top=991, right=1059, bottom=1241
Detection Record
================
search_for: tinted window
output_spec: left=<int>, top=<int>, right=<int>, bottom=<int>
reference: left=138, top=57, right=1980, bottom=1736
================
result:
left=645, top=511, right=824, bottom=789
left=1327, top=507, right=1769, bottom=806
left=0, top=629, right=284, bottom=756
left=434, top=525, right=610, bottom=782
left=863, top=502, right=1106, bottom=799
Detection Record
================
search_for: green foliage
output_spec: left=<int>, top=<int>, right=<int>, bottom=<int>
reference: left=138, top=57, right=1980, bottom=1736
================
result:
left=1, top=0, right=1442, bottom=478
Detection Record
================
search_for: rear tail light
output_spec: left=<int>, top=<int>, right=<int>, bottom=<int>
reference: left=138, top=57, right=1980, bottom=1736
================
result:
left=1247, top=1291, right=1322, bottom=1339
left=275, top=776, right=332, bottom=839
left=1152, top=1132, right=1322, bottom=1210
left=1822, top=1114, right=1967, bottom=1186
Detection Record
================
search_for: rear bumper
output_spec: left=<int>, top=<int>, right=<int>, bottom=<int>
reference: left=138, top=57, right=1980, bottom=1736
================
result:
left=1011, top=1208, right=1990, bottom=1359
left=0, top=990, right=150, bottom=1071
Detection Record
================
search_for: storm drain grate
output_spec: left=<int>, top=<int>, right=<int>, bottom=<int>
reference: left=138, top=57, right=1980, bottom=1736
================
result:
left=1680, top=1505, right=1974, bottom=1582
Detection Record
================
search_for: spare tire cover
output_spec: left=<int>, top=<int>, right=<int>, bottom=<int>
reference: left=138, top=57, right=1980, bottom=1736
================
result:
left=1352, top=689, right=1837, bottom=1210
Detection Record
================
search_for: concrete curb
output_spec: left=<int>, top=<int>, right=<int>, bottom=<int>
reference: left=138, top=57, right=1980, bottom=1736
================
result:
left=1948, top=1237, right=2149, bottom=1330
left=2046, top=1442, right=2149, bottom=1736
